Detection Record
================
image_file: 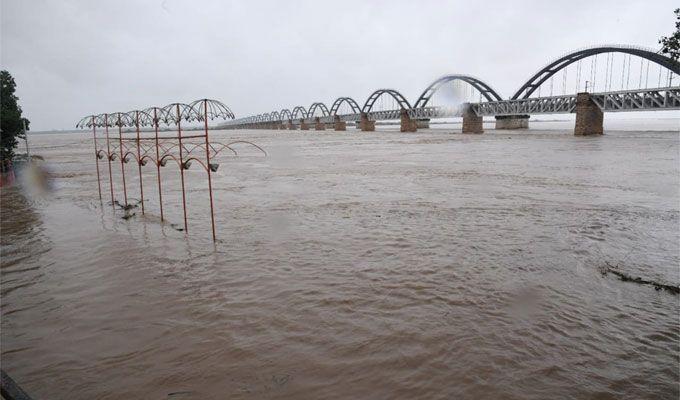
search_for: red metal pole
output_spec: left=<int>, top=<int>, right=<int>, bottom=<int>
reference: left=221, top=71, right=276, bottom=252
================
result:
left=117, top=114, right=128, bottom=207
left=104, top=114, right=115, bottom=207
left=135, top=111, right=145, bottom=214
left=92, top=116, right=102, bottom=201
left=154, top=108, right=164, bottom=221
left=204, top=100, right=217, bottom=241
left=177, top=104, right=188, bottom=233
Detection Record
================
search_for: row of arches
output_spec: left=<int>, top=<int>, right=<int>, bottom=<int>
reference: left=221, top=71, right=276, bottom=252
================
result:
left=240, top=75, right=498, bottom=124
left=233, top=45, right=678, bottom=124
left=76, top=99, right=235, bottom=129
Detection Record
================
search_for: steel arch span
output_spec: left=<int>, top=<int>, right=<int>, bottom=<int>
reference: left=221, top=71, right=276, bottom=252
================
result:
left=307, top=102, right=330, bottom=117
left=512, top=45, right=680, bottom=99
left=362, top=89, right=412, bottom=114
left=414, top=74, right=503, bottom=108
left=291, top=106, right=308, bottom=119
left=279, top=109, right=292, bottom=120
left=329, top=97, right=361, bottom=115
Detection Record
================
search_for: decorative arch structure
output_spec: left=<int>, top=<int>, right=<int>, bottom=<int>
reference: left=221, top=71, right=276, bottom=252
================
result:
left=329, top=97, right=361, bottom=115
left=143, top=106, right=170, bottom=127
left=78, top=99, right=241, bottom=242
left=512, top=45, right=680, bottom=99
left=161, top=103, right=200, bottom=124
left=362, top=89, right=412, bottom=114
left=188, top=98, right=235, bottom=121
left=414, top=74, right=503, bottom=108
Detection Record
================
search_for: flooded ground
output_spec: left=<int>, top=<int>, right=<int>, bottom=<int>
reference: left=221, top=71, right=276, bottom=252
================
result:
left=1, top=121, right=679, bottom=399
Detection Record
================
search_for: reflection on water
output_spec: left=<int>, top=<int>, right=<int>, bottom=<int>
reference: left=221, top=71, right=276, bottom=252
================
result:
left=1, top=126, right=679, bottom=399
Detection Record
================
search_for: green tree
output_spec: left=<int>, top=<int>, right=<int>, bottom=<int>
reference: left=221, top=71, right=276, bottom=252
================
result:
left=1, top=70, right=30, bottom=162
left=659, top=8, right=680, bottom=62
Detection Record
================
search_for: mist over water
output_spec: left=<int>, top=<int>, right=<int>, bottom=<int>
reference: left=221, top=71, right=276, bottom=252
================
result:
left=1, top=123, right=679, bottom=399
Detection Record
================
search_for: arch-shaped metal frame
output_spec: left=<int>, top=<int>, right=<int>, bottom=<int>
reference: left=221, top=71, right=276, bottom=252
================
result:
left=362, top=89, right=412, bottom=113
left=93, top=113, right=114, bottom=128
left=108, top=112, right=135, bottom=127
left=307, top=102, right=330, bottom=117
left=269, top=111, right=281, bottom=121
left=414, top=74, right=503, bottom=108
left=329, top=97, right=361, bottom=115
left=143, top=107, right=171, bottom=127
left=126, top=109, right=156, bottom=127
left=291, top=106, right=308, bottom=119
left=76, top=115, right=97, bottom=128
left=512, top=44, right=680, bottom=99
left=161, top=103, right=200, bottom=124
left=188, top=99, right=235, bottom=121
left=279, top=109, right=292, bottom=120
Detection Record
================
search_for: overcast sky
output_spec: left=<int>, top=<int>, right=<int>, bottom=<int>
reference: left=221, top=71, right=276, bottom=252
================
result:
left=1, top=0, right=677, bottom=131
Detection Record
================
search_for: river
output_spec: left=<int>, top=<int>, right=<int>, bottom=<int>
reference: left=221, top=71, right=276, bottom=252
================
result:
left=1, top=121, right=679, bottom=399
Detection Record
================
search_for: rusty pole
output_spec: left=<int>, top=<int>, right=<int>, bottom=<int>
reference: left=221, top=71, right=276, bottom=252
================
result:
left=135, top=111, right=145, bottom=214
left=176, top=104, right=188, bottom=233
left=154, top=108, right=164, bottom=221
left=117, top=114, right=129, bottom=207
left=92, top=116, right=102, bottom=201
left=203, top=100, right=217, bottom=241
left=104, top=114, right=115, bottom=207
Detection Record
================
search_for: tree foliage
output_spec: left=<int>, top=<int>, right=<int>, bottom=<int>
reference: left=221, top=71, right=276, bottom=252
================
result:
left=659, top=8, right=680, bottom=62
left=1, top=70, right=30, bottom=162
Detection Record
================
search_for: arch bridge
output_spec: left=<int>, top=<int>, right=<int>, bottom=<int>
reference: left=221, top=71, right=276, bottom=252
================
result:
left=225, top=45, right=679, bottom=135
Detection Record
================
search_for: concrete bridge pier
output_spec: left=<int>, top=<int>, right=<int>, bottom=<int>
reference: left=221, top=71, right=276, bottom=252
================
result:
left=574, top=92, right=603, bottom=136
left=300, top=119, right=310, bottom=130
left=495, top=115, right=529, bottom=129
left=334, top=115, right=346, bottom=131
left=416, top=119, right=430, bottom=129
left=359, top=112, right=375, bottom=131
left=287, top=120, right=295, bottom=130
left=314, top=117, right=325, bottom=131
left=400, top=109, right=417, bottom=132
left=462, top=104, right=483, bottom=134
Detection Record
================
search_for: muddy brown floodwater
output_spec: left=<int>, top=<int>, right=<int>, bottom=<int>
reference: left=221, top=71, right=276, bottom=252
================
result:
left=1, top=122, right=679, bottom=399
